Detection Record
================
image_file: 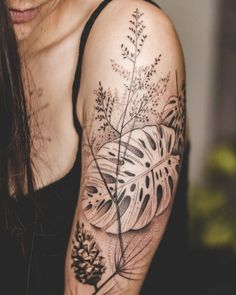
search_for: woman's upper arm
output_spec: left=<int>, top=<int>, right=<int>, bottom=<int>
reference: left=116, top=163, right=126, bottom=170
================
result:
left=65, top=2, right=186, bottom=294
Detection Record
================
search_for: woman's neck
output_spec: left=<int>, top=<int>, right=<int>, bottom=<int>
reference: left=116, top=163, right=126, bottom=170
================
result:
left=19, top=0, right=100, bottom=58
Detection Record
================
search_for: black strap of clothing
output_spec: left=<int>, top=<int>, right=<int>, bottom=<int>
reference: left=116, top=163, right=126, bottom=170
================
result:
left=72, top=0, right=113, bottom=134
left=145, top=0, right=160, bottom=9
left=72, top=0, right=160, bottom=134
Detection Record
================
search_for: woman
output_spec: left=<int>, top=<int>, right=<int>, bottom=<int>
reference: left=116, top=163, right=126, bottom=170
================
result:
left=1, top=0, right=188, bottom=294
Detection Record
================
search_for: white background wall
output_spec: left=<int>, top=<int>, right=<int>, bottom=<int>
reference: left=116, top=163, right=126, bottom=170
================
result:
left=153, top=0, right=220, bottom=184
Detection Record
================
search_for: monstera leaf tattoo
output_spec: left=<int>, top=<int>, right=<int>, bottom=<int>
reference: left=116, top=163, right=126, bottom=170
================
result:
left=70, top=8, right=186, bottom=294
left=161, top=79, right=186, bottom=155
left=82, top=125, right=179, bottom=234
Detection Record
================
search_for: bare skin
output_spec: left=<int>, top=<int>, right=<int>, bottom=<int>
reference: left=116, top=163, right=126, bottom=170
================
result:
left=63, top=1, right=185, bottom=294
left=7, top=0, right=102, bottom=188
left=7, top=0, right=186, bottom=294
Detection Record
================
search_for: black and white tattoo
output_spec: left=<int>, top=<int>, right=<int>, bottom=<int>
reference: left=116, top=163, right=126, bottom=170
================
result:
left=71, top=222, right=106, bottom=292
left=70, top=8, right=185, bottom=294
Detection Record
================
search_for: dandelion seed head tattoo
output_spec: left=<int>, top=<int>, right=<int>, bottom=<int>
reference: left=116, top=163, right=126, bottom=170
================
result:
left=71, top=8, right=186, bottom=294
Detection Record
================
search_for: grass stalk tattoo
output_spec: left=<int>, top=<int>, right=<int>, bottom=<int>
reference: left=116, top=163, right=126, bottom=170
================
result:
left=113, top=9, right=145, bottom=264
left=72, top=8, right=186, bottom=294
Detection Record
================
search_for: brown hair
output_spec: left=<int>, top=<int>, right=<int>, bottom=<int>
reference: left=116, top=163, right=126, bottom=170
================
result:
left=0, top=0, right=34, bottom=197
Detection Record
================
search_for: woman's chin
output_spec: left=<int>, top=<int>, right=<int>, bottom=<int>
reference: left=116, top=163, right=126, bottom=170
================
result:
left=13, top=23, right=35, bottom=41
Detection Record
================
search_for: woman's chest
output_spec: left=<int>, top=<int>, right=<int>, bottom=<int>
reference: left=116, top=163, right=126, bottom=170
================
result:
left=25, top=45, right=81, bottom=189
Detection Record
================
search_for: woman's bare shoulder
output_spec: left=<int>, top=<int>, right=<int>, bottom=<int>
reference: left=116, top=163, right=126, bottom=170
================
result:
left=88, top=0, right=178, bottom=43
left=79, top=0, right=184, bottom=102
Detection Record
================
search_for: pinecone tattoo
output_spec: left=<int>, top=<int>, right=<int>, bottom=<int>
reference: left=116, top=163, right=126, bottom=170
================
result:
left=71, top=222, right=106, bottom=288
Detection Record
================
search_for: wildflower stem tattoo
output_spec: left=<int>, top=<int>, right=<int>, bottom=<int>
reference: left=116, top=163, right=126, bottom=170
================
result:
left=68, top=7, right=186, bottom=295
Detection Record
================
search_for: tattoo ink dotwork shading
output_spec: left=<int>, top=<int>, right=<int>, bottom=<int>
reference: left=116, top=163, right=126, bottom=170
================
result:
left=71, top=8, right=186, bottom=294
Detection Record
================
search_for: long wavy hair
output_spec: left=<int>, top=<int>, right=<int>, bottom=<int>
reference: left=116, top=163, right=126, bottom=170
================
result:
left=0, top=0, right=34, bottom=198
